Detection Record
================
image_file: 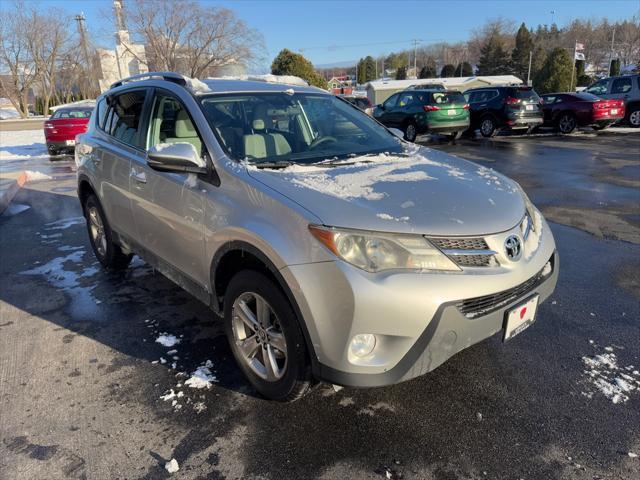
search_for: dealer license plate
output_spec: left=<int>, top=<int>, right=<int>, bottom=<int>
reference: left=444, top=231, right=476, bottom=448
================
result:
left=66, top=140, right=76, bottom=146
left=448, top=109, right=457, bottom=116
left=503, top=295, right=539, bottom=341
left=525, top=104, right=534, bottom=111
left=611, top=108, right=618, bottom=115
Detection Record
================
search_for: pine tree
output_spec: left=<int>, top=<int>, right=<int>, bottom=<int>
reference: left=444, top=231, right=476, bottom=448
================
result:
left=419, top=65, right=436, bottom=78
left=454, top=62, right=473, bottom=77
left=271, top=49, right=327, bottom=89
left=609, top=59, right=621, bottom=76
left=534, top=47, right=573, bottom=93
left=396, top=66, right=407, bottom=80
left=440, top=64, right=456, bottom=77
left=477, top=34, right=511, bottom=76
left=511, top=23, right=533, bottom=82
left=363, top=56, right=376, bottom=82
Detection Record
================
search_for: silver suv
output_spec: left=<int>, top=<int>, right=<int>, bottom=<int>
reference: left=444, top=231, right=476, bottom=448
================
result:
left=76, top=72, right=558, bottom=401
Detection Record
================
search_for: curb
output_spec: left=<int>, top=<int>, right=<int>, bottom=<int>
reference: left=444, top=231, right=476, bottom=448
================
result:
left=0, top=171, right=27, bottom=215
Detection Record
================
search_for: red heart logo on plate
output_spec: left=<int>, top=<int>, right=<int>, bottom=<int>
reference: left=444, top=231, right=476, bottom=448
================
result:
left=520, top=307, right=527, bottom=319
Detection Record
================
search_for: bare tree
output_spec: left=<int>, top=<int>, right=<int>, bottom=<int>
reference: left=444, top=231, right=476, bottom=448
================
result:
left=0, top=2, right=37, bottom=117
left=126, top=0, right=264, bottom=77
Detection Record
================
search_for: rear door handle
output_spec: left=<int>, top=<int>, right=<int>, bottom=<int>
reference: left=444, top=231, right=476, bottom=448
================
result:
left=131, top=170, right=147, bottom=184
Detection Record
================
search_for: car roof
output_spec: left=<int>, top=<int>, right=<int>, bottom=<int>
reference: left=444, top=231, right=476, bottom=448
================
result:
left=200, top=79, right=325, bottom=95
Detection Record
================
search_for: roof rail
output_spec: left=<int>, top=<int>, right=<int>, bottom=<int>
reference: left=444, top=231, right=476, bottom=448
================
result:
left=110, top=72, right=189, bottom=89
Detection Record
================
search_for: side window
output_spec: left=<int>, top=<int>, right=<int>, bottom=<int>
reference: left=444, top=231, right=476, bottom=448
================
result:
left=96, top=98, right=108, bottom=131
left=383, top=94, right=398, bottom=109
left=611, top=78, right=632, bottom=94
left=585, top=79, right=609, bottom=95
left=543, top=95, right=557, bottom=104
left=472, top=91, right=487, bottom=103
left=397, top=92, right=415, bottom=107
left=148, top=92, right=203, bottom=157
left=486, top=90, right=500, bottom=101
left=108, top=90, right=147, bottom=148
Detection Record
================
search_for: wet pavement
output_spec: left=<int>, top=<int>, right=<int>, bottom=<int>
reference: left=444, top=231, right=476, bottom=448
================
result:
left=1, top=130, right=639, bottom=479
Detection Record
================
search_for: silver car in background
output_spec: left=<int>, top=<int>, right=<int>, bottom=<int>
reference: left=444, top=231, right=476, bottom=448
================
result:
left=76, top=72, right=558, bottom=401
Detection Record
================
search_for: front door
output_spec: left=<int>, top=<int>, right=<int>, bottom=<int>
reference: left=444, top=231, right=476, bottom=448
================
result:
left=129, top=89, right=207, bottom=287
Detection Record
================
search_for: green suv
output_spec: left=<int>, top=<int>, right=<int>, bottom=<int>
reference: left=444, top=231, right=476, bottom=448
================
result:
left=373, top=89, right=470, bottom=141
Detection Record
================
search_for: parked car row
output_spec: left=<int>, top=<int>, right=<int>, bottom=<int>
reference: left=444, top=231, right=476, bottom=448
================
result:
left=369, top=74, right=638, bottom=141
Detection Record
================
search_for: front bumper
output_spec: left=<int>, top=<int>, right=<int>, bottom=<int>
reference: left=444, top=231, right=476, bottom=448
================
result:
left=281, top=218, right=558, bottom=387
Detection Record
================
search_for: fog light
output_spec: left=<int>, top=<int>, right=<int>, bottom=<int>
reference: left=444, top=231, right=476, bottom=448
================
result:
left=350, top=334, right=376, bottom=358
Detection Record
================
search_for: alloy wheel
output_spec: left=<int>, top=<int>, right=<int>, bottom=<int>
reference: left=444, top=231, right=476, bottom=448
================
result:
left=405, top=124, right=416, bottom=142
left=88, top=206, right=107, bottom=257
left=231, top=292, right=287, bottom=382
left=629, top=110, right=640, bottom=127
left=481, top=118, right=494, bottom=137
left=559, top=114, right=576, bottom=133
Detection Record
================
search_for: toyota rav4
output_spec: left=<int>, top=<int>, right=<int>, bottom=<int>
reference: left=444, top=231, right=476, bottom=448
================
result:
left=76, top=72, right=558, bottom=401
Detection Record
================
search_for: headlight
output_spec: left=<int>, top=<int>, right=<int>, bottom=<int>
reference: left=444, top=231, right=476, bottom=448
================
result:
left=309, top=225, right=460, bottom=273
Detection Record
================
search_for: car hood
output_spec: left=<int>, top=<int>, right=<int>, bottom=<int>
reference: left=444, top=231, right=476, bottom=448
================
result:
left=246, top=146, right=525, bottom=236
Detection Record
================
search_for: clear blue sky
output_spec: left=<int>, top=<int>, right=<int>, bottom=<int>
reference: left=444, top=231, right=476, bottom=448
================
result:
left=14, top=0, right=640, bottom=69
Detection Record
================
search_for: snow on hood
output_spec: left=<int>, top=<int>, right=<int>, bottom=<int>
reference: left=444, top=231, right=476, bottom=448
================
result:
left=247, top=146, right=525, bottom=236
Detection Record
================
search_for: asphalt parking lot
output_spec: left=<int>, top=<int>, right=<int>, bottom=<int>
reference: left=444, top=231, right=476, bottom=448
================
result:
left=1, top=129, right=639, bottom=480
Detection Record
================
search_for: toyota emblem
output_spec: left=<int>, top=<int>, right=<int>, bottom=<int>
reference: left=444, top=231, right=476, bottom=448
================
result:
left=504, top=235, right=522, bottom=261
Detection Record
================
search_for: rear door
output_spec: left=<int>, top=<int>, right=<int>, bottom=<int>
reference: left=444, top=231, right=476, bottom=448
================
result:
left=604, top=77, right=633, bottom=103
left=129, top=88, right=207, bottom=286
left=93, top=89, right=148, bottom=240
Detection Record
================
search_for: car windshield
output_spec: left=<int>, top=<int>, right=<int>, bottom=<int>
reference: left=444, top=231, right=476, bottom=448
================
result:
left=429, top=92, right=466, bottom=105
left=199, top=92, right=402, bottom=164
left=51, top=108, right=92, bottom=119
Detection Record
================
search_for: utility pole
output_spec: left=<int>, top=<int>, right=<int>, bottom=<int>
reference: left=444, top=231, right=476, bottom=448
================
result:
left=608, top=26, right=616, bottom=75
left=527, top=50, right=532, bottom=85
left=412, top=39, right=420, bottom=78
left=75, top=12, right=96, bottom=96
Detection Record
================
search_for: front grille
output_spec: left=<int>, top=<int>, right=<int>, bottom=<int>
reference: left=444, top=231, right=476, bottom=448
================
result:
left=430, top=237, right=488, bottom=250
left=456, top=255, right=554, bottom=319
left=429, top=236, right=496, bottom=268
left=454, top=254, right=494, bottom=267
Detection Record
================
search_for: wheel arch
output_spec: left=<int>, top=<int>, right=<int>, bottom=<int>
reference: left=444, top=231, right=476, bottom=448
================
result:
left=77, top=175, right=97, bottom=213
left=209, top=240, right=320, bottom=372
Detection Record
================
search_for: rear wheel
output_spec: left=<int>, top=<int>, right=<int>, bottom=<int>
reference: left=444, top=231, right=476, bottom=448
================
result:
left=627, top=107, right=640, bottom=127
left=479, top=116, right=497, bottom=137
left=83, top=194, right=132, bottom=270
left=403, top=122, right=417, bottom=142
left=224, top=271, right=312, bottom=401
left=47, top=144, right=59, bottom=156
left=557, top=112, right=577, bottom=134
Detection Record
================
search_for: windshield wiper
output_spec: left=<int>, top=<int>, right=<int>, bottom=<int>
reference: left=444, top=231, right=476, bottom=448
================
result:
left=253, top=160, right=295, bottom=169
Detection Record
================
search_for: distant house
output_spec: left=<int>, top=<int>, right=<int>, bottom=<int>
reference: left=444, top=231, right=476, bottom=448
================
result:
left=328, top=75, right=354, bottom=94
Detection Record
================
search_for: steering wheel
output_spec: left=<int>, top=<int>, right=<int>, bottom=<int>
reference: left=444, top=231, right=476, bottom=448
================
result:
left=309, top=136, right=338, bottom=150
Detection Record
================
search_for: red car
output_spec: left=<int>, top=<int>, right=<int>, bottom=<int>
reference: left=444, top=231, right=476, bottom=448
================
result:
left=540, top=92, right=625, bottom=134
left=44, top=106, right=94, bottom=155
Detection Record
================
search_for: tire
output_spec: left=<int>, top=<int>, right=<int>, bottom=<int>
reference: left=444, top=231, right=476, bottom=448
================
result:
left=83, top=194, right=132, bottom=270
left=47, top=144, right=59, bottom=157
left=557, top=112, right=577, bottom=134
left=403, top=121, right=417, bottom=142
left=479, top=116, right=497, bottom=137
left=448, top=131, right=462, bottom=141
left=627, top=107, right=640, bottom=128
left=224, top=271, right=312, bottom=402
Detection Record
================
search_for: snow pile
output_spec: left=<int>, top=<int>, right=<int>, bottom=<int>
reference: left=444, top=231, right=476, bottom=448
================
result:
left=155, top=334, right=180, bottom=347
left=185, top=360, right=217, bottom=389
left=523, top=209, right=543, bottom=260
left=0, top=106, right=20, bottom=120
left=25, top=170, right=53, bottom=182
left=186, top=77, right=213, bottom=94
left=581, top=345, right=640, bottom=404
left=165, top=458, right=179, bottom=474
left=211, top=74, right=309, bottom=87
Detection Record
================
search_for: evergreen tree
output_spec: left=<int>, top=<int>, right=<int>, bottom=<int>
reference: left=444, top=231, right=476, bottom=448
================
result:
left=419, top=65, right=436, bottom=78
left=609, top=59, right=621, bottom=76
left=575, top=60, right=592, bottom=86
left=477, top=33, right=511, bottom=75
left=363, top=56, right=376, bottom=82
left=440, top=64, right=456, bottom=77
left=454, top=62, right=473, bottom=77
left=534, top=47, right=573, bottom=93
left=271, top=49, right=327, bottom=89
left=395, top=66, right=407, bottom=80
left=511, top=23, right=533, bottom=82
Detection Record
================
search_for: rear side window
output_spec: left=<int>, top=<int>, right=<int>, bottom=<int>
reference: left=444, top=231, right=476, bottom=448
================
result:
left=430, top=92, right=466, bottom=105
left=397, top=92, right=416, bottom=107
left=106, top=90, right=147, bottom=148
left=611, top=77, right=632, bottom=94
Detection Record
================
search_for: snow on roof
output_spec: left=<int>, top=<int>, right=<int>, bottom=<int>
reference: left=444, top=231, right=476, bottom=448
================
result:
left=49, top=99, right=96, bottom=112
left=366, top=75, right=523, bottom=91
left=207, top=74, right=309, bottom=87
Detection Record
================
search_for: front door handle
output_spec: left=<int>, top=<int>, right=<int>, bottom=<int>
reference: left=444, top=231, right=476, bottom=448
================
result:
left=131, top=170, right=147, bottom=184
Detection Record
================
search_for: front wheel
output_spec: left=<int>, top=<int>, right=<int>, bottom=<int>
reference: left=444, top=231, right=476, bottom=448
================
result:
left=224, top=271, right=312, bottom=401
left=83, top=194, right=132, bottom=270
left=557, top=113, right=577, bottom=134
left=403, top=122, right=417, bottom=142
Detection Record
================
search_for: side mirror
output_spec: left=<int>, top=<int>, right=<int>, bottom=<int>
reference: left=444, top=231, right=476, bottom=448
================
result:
left=389, top=128, right=404, bottom=140
left=147, top=142, right=207, bottom=174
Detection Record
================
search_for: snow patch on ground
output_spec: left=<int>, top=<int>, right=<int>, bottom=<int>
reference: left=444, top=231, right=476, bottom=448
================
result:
left=165, top=458, right=179, bottom=474
left=185, top=360, right=217, bottom=389
left=24, top=170, right=53, bottom=182
left=3, top=203, right=30, bottom=216
left=581, top=344, right=640, bottom=404
left=44, top=216, right=84, bottom=230
left=155, top=334, right=181, bottom=347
